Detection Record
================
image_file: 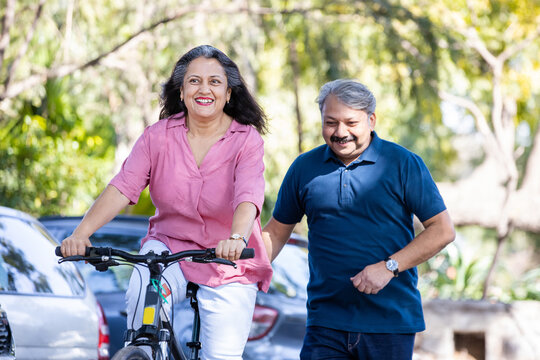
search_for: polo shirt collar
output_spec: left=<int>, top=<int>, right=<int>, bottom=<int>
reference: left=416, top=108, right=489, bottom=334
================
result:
left=165, top=112, right=247, bottom=135
left=323, top=145, right=336, bottom=163
left=357, top=131, right=381, bottom=164
left=323, top=131, right=382, bottom=166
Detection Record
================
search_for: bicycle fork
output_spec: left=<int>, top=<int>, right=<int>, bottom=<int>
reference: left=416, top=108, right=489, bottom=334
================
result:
left=123, top=265, right=203, bottom=360
left=124, top=262, right=175, bottom=359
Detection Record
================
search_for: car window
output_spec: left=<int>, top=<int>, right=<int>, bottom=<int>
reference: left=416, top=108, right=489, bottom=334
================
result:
left=43, top=224, right=144, bottom=251
left=45, top=227, right=72, bottom=242
left=0, top=216, right=85, bottom=296
left=82, top=233, right=143, bottom=293
left=270, top=244, right=309, bottom=299
left=90, top=232, right=143, bottom=250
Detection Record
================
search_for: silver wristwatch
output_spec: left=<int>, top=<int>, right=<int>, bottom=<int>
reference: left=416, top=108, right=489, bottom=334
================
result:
left=384, top=257, right=399, bottom=277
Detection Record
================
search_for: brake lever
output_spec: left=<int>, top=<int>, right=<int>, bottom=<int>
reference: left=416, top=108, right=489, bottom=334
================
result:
left=213, top=258, right=237, bottom=268
left=57, top=255, right=119, bottom=272
left=88, top=259, right=119, bottom=272
left=57, top=255, right=88, bottom=264
left=189, top=256, right=237, bottom=269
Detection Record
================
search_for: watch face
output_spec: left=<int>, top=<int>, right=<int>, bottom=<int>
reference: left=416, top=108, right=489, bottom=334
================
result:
left=386, top=259, right=398, bottom=271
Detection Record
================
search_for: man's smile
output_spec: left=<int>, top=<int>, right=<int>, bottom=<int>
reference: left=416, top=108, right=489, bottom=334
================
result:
left=331, top=135, right=356, bottom=144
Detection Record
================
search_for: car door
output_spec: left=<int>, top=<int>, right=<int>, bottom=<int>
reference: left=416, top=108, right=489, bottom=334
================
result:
left=0, top=212, right=100, bottom=360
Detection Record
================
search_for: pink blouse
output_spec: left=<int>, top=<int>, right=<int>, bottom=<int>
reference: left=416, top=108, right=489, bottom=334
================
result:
left=109, top=112, right=273, bottom=292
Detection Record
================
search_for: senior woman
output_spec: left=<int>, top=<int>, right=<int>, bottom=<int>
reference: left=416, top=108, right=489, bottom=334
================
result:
left=60, top=45, right=273, bottom=359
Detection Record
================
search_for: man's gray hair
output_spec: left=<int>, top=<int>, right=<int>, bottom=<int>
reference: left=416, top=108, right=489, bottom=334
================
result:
left=316, top=79, right=376, bottom=115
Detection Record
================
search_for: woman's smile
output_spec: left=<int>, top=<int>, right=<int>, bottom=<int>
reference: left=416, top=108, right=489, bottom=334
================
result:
left=195, top=97, right=214, bottom=106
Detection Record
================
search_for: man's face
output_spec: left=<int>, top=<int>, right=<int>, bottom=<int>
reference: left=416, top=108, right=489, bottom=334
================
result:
left=321, top=94, right=376, bottom=165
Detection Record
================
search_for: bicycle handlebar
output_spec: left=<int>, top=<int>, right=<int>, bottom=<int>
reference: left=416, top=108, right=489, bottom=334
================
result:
left=55, top=246, right=255, bottom=268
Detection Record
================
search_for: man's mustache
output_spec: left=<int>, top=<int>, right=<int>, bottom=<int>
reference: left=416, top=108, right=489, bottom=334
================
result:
left=330, top=135, right=356, bottom=143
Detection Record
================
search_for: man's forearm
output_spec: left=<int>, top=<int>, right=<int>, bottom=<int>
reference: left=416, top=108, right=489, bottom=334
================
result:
left=262, top=217, right=296, bottom=262
left=390, top=210, right=455, bottom=272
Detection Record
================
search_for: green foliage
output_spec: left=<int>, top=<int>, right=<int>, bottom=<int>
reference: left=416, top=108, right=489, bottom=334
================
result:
left=507, top=268, right=540, bottom=301
left=129, top=188, right=156, bottom=216
left=493, top=229, right=540, bottom=301
left=419, top=241, right=489, bottom=300
left=0, top=79, right=115, bottom=217
left=419, top=226, right=540, bottom=301
left=431, top=0, right=540, bottom=129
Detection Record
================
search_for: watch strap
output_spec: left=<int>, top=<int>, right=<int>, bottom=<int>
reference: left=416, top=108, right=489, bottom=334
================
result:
left=230, top=233, right=248, bottom=246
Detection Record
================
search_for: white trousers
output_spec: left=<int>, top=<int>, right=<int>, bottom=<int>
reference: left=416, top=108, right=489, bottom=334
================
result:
left=126, top=240, right=258, bottom=360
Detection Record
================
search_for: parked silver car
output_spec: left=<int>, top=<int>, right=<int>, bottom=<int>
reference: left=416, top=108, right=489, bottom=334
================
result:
left=0, top=206, right=109, bottom=360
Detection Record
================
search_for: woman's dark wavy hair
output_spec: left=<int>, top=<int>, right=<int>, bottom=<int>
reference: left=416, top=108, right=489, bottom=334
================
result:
left=159, top=45, right=268, bottom=134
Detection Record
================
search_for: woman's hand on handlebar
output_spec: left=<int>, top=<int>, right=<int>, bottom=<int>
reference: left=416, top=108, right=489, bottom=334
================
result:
left=60, top=233, right=92, bottom=257
left=216, top=237, right=246, bottom=261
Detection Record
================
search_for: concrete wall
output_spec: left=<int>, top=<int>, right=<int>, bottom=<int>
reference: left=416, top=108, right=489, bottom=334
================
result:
left=414, top=300, right=540, bottom=360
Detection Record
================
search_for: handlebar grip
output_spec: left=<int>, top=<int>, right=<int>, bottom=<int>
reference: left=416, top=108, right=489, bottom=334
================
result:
left=240, top=248, right=255, bottom=259
left=55, top=246, right=98, bottom=257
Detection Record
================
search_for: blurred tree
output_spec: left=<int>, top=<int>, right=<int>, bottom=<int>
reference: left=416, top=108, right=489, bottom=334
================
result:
left=429, top=0, right=540, bottom=297
left=258, top=0, right=457, bottom=209
left=0, top=78, right=115, bottom=215
left=418, top=241, right=489, bottom=300
left=1, top=0, right=538, bottom=300
left=1, top=0, right=453, bottom=194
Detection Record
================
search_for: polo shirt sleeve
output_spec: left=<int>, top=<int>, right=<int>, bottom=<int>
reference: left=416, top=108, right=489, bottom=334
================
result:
left=273, top=157, right=305, bottom=225
left=232, top=129, right=265, bottom=215
left=402, top=153, right=447, bottom=222
left=109, top=128, right=151, bottom=205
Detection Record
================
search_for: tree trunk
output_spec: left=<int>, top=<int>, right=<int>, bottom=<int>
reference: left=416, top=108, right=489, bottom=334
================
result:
left=289, top=41, right=303, bottom=154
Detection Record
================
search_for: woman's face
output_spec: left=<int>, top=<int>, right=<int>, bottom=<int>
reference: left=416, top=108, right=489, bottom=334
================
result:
left=181, top=57, right=231, bottom=121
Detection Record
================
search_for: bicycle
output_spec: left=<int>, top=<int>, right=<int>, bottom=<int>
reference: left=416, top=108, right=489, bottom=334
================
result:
left=55, top=245, right=254, bottom=360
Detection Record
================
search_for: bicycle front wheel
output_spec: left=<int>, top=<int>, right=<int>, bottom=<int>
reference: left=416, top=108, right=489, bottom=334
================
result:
left=112, top=346, right=151, bottom=360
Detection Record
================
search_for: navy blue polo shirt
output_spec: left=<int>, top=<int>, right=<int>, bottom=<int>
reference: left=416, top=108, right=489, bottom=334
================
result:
left=273, top=132, right=446, bottom=333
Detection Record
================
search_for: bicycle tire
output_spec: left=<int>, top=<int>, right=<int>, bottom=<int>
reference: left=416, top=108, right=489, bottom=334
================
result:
left=112, top=346, right=151, bottom=360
